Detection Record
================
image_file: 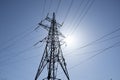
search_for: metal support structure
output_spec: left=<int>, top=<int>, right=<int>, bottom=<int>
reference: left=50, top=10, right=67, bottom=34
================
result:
left=34, top=12, right=70, bottom=80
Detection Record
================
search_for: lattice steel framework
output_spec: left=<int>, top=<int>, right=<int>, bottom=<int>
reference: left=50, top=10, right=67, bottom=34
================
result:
left=34, top=12, right=70, bottom=80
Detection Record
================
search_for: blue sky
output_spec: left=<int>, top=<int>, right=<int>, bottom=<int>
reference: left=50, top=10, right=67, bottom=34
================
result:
left=0, top=0, right=120, bottom=80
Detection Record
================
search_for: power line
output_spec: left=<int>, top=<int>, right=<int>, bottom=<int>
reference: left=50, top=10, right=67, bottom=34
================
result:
left=63, top=27, right=120, bottom=56
left=65, top=41, right=120, bottom=58
left=68, top=40, right=120, bottom=70
left=0, top=46, right=33, bottom=63
left=67, top=32, right=120, bottom=54
left=0, top=36, right=119, bottom=71
left=63, top=0, right=74, bottom=22
left=71, top=26, right=120, bottom=51
left=41, top=0, right=46, bottom=18
left=0, top=40, right=44, bottom=62
left=0, top=0, right=47, bottom=55
left=99, top=34, right=120, bottom=43
left=0, top=23, right=44, bottom=54
left=0, top=39, right=120, bottom=69
left=64, top=0, right=85, bottom=34
left=0, top=29, right=34, bottom=53
left=0, top=43, right=44, bottom=68
left=0, top=43, right=44, bottom=64
left=6, top=25, right=120, bottom=75
left=69, top=0, right=95, bottom=36
left=63, top=30, right=120, bottom=58
left=61, top=26, right=120, bottom=59
left=1, top=0, right=89, bottom=52
left=0, top=24, right=35, bottom=47
left=56, top=0, right=61, bottom=15
left=0, top=52, right=39, bottom=68
left=0, top=51, right=40, bottom=69
left=58, top=41, right=120, bottom=76
left=48, top=0, right=53, bottom=13
left=64, top=48, right=103, bottom=57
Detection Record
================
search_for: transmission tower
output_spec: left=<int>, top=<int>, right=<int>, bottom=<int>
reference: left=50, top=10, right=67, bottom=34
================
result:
left=34, top=12, right=70, bottom=80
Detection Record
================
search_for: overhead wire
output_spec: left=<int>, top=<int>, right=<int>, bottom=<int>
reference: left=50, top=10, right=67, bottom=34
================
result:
left=0, top=29, right=45, bottom=64
left=68, top=0, right=95, bottom=36
left=67, top=26, right=120, bottom=52
left=2, top=0, right=118, bottom=71
left=0, top=24, right=44, bottom=64
left=1, top=28, right=45, bottom=56
left=0, top=0, right=46, bottom=48
left=63, top=25, right=120, bottom=56
left=0, top=43, right=45, bottom=69
left=1, top=37, right=120, bottom=70
left=0, top=0, right=93, bottom=59
left=48, top=0, right=53, bottom=13
left=56, top=0, right=61, bottom=15
left=0, top=0, right=48, bottom=54
left=63, top=0, right=74, bottom=22
left=0, top=0, right=56, bottom=68
left=64, top=38, right=120, bottom=58
left=64, top=31, right=120, bottom=55
left=68, top=40, right=120, bottom=70
left=0, top=46, right=33, bottom=62
left=35, top=0, right=119, bottom=70
left=41, top=0, right=46, bottom=18
left=72, top=0, right=95, bottom=35
left=98, top=34, right=120, bottom=43
left=0, top=52, right=40, bottom=68
left=64, top=48, right=104, bottom=57
left=0, top=26, right=36, bottom=53
left=0, top=0, right=47, bottom=53
left=0, top=24, right=36, bottom=47
left=0, top=42, right=44, bottom=65
left=1, top=30, right=120, bottom=72
left=64, top=0, right=84, bottom=34
left=1, top=0, right=120, bottom=78
left=57, top=40, right=120, bottom=76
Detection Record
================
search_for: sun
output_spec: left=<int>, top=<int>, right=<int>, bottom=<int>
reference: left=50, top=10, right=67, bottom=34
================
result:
left=64, top=35, right=77, bottom=48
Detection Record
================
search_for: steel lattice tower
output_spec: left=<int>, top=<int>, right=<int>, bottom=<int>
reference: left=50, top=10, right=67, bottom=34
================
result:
left=34, top=12, right=70, bottom=80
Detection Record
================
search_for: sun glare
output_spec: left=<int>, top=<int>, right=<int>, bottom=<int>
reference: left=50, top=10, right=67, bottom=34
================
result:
left=64, top=35, right=77, bottom=48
